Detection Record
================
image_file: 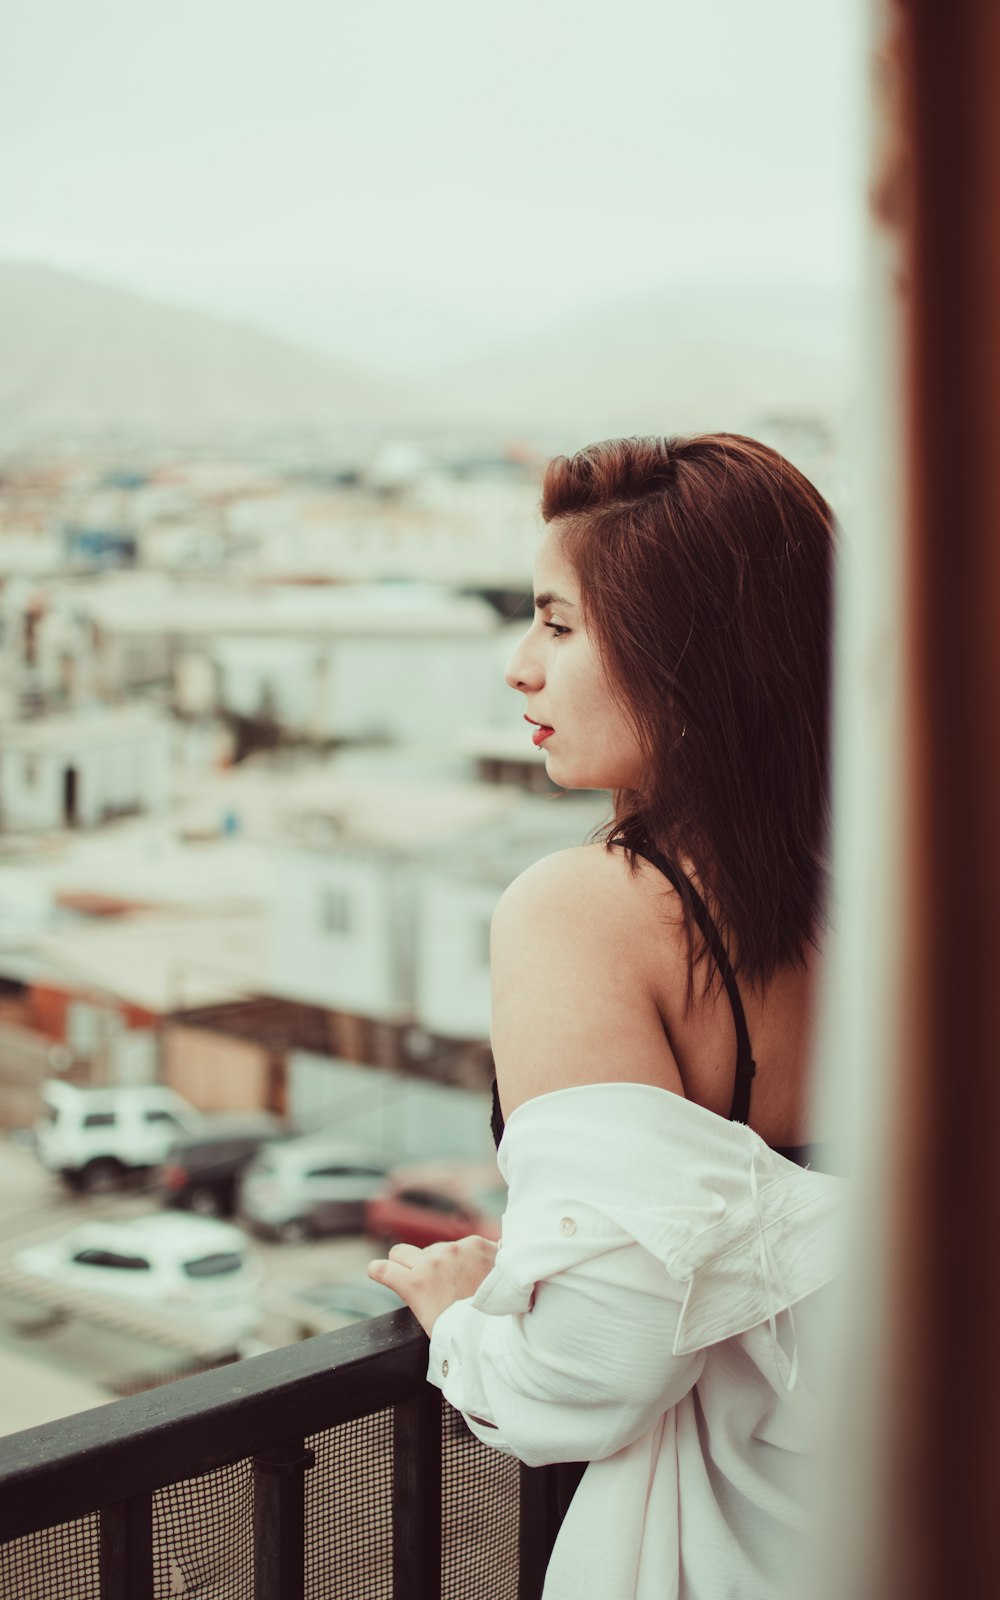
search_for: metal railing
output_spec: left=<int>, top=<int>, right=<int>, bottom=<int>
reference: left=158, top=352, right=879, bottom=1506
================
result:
left=0, top=1310, right=561, bottom=1599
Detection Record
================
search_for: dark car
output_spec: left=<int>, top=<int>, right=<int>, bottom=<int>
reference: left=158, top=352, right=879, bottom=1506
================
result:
left=160, top=1115, right=286, bottom=1217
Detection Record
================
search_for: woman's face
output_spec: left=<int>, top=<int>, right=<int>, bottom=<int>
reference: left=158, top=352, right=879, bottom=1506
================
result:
left=504, top=525, right=645, bottom=791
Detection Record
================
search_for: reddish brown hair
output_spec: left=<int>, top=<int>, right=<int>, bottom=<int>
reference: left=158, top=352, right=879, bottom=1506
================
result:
left=541, top=433, right=835, bottom=995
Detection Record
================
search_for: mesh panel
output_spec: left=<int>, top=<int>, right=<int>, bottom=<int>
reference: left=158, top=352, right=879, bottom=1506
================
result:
left=153, top=1457, right=253, bottom=1599
left=305, top=1408, right=394, bottom=1600
left=0, top=1392, right=524, bottom=1600
left=441, top=1406, right=520, bottom=1600
left=0, top=1514, right=99, bottom=1600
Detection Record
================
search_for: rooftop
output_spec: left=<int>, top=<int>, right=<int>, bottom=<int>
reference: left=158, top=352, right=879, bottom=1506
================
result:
left=0, top=709, right=169, bottom=751
left=33, top=908, right=268, bottom=1014
left=81, top=579, right=502, bottom=638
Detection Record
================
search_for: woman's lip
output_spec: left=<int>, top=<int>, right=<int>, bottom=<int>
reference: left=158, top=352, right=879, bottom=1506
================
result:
left=531, top=725, right=554, bottom=746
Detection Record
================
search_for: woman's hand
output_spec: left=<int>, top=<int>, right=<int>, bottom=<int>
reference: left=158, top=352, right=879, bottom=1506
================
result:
left=367, top=1236, right=499, bottom=1337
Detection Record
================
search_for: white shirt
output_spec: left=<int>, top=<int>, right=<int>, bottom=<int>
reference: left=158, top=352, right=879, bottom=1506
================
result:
left=428, top=1082, right=844, bottom=1600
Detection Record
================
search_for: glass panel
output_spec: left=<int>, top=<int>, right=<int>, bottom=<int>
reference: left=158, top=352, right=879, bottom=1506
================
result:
left=398, top=1189, right=461, bottom=1214
left=73, top=1250, right=151, bottom=1271
left=183, top=1252, right=243, bottom=1279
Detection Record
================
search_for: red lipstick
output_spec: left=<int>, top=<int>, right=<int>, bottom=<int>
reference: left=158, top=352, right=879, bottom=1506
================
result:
left=524, top=714, right=554, bottom=746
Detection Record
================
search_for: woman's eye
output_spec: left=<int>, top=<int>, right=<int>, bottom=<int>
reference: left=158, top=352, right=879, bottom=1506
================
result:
left=544, top=623, right=571, bottom=638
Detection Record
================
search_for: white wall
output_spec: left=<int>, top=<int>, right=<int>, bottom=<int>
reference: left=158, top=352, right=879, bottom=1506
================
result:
left=413, top=878, right=500, bottom=1041
left=1, top=748, right=63, bottom=830
left=327, top=636, right=503, bottom=743
left=288, top=1052, right=495, bottom=1161
left=213, top=633, right=505, bottom=743
left=268, top=848, right=410, bottom=1018
left=0, top=871, right=53, bottom=945
left=113, top=1028, right=158, bottom=1086
left=0, top=728, right=171, bottom=831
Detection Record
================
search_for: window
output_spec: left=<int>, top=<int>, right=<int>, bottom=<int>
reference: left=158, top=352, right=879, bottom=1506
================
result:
left=143, top=1110, right=182, bottom=1126
left=397, top=1189, right=465, bottom=1216
left=83, top=1112, right=116, bottom=1129
left=307, top=1164, right=385, bottom=1180
left=319, top=886, right=352, bottom=936
left=72, top=1249, right=150, bottom=1271
left=183, top=1253, right=243, bottom=1279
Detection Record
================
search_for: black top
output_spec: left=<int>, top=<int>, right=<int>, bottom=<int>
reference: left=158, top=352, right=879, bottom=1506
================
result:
left=489, top=841, right=817, bottom=1170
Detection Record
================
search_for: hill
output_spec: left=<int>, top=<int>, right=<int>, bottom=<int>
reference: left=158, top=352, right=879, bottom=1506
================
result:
left=0, top=262, right=402, bottom=449
left=417, top=280, right=854, bottom=444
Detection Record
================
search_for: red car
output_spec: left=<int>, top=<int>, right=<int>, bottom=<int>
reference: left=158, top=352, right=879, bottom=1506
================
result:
left=365, top=1159, right=506, bottom=1249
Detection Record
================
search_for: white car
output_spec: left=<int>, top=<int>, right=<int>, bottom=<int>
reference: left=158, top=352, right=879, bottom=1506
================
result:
left=35, top=1081, right=203, bottom=1192
left=238, top=1136, right=393, bottom=1243
left=14, top=1214, right=261, bottom=1350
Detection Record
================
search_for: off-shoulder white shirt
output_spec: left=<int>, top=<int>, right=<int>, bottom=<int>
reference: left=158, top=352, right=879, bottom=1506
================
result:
left=427, top=1083, right=844, bottom=1600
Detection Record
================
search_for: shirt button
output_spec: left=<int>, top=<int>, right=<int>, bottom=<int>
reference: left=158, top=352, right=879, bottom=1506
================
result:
left=559, top=1216, right=577, bottom=1236
left=441, top=1359, right=449, bottom=1376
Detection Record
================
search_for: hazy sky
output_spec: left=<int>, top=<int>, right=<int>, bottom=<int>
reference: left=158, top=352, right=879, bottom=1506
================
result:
left=2, top=0, right=863, bottom=374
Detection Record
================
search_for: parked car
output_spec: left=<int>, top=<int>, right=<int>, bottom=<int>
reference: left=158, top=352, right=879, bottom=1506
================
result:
left=159, top=1114, right=286, bottom=1217
left=35, top=1081, right=203, bottom=1193
left=364, top=1159, right=507, bottom=1249
left=14, top=1214, right=261, bottom=1349
left=275, top=1273, right=405, bottom=1339
left=238, top=1136, right=393, bottom=1243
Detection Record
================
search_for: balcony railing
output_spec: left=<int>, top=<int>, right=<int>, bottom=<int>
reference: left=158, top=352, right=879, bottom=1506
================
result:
left=0, top=1311, right=563, bottom=1599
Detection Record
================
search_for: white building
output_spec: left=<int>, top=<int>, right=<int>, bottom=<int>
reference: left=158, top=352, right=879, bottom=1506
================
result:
left=410, top=797, right=611, bottom=1042
left=77, top=578, right=517, bottom=745
left=0, top=711, right=171, bottom=832
left=266, top=778, right=522, bottom=1020
left=224, top=470, right=541, bottom=588
left=265, top=772, right=608, bottom=1042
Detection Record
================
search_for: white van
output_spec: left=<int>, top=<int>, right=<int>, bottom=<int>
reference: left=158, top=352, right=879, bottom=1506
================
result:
left=36, top=1081, right=203, bottom=1192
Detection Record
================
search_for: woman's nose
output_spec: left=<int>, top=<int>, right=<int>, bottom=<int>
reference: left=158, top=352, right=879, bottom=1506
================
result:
left=504, top=631, right=542, bottom=693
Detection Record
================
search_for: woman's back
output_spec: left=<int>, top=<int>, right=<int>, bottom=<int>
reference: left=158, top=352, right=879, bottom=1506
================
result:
left=490, top=841, right=822, bottom=1155
left=612, top=844, right=822, bottom=1150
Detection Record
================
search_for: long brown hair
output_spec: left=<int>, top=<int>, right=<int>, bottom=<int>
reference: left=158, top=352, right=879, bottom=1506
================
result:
left=541, top=433, right=835, bottom=996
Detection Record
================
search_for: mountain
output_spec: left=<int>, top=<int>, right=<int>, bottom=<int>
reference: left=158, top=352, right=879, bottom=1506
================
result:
left=416, top=280, right=856, bottom=444
left=0, top=263, right=856, bottom=455
left=0, top=262, right=405, bottom=449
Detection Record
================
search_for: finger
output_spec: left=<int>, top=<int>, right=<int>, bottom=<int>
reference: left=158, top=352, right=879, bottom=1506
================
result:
left=387, top=1242, right=423, bottom=1266
left=368, top=1257, right=411, bottom=1293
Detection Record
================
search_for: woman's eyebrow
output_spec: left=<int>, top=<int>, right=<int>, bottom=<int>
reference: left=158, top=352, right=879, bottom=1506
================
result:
left=534, top=591, right=575, bottom=610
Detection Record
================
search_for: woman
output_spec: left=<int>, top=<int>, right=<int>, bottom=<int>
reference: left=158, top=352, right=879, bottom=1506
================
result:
left=368, top=434, right=843, bottom=1599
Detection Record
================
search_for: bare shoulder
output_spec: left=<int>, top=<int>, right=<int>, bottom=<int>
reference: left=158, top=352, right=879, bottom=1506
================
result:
left=490, top=843, right=686, bottom=1118
left=493, top=842, right=684, bottom=967
left=494, top=839, right=672, bottom=918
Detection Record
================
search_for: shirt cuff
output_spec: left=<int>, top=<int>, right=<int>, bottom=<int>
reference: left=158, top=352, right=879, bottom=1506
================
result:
left=427, top=1298, right=505, bottom=1441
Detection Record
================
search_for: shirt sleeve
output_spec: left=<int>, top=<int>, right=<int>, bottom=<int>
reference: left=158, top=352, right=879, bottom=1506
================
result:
left=426, top=1228, right=705, bottom=1469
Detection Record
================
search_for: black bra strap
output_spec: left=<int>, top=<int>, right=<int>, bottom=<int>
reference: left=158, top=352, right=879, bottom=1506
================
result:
left=631, top=842, right=757, bottom=1124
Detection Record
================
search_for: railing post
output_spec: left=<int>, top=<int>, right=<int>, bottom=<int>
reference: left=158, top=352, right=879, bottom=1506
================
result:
left=393, top=1385, right=442, bottom=1600
left=253, top=1438, right=316, bottom=1599
left=100, top=1494, right=153, bottom=1600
